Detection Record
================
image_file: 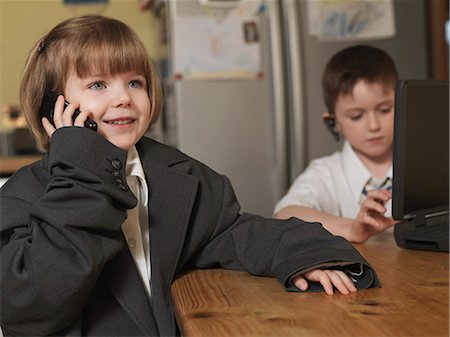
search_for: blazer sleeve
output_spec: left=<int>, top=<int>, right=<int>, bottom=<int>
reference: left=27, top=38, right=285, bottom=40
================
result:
left=190, top=174, right=380, bottom=291
left=0, top=127, right=136, bottom=336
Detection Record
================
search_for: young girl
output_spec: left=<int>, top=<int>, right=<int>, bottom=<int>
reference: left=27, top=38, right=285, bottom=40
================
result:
left=1, top=15, right=378, bottom=336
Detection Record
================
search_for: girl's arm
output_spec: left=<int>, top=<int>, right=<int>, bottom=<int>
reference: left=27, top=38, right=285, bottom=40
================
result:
left=0, top=128, right=136, bottom=336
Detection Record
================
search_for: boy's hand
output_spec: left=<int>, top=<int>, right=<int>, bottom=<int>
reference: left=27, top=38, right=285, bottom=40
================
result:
left=349, top=189, right=398, bottom=243
left=293, top=269, right=357, bottom=295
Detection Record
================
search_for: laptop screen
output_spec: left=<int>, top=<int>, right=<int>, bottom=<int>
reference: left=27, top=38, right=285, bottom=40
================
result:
left=392, top=80, right=449, bottom=220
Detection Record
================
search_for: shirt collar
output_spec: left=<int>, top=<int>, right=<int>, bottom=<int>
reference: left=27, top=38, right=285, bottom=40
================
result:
left=126, top=146, right=148, bottom=206
left=341, top=141, right=393, bottom=200
left=341, top=141, right=370, bottom=201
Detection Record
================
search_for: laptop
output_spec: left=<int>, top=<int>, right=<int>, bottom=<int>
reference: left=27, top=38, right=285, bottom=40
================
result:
left=392, top=79, right=449, bottom=252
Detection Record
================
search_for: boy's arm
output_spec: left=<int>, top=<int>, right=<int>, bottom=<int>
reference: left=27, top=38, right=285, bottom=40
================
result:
left=274, top=190, right=397, bottom=243
left=275, top=205, right=354, bottom=238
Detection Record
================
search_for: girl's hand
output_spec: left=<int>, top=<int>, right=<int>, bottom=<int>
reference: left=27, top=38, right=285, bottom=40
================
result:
left=42, top=95, right=90, bottom=137
left=292, top=269, right=357, bottom=295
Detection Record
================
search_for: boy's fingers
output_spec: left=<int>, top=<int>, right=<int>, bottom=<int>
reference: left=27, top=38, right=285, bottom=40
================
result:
left=362, top=214, right=383, bottom=228
left=366, top=189, right=391, bottom=202
left=362, top=199, right=386, bottom=214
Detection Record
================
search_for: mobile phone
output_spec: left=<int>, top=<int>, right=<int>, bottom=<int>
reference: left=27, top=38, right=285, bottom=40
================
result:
left=39, top=90, right=97, bottom=131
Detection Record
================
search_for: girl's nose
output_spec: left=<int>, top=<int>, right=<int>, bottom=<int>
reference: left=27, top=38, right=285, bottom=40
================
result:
left=113, top=88, right=131, bottom=107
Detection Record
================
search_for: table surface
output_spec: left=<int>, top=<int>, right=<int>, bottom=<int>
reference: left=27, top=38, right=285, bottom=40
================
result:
left=171, top=231, right=449, bottom=337
left=0, top=155, right=41, bottom=175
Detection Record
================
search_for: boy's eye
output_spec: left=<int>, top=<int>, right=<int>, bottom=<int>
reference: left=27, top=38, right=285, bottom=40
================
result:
left=378, top=106, right=392, bottom=113
left=129, top=79, right=144, bottom=89
left=89, top=82, right=106, bottom=90
left=349, top=114, right=363, bottom=121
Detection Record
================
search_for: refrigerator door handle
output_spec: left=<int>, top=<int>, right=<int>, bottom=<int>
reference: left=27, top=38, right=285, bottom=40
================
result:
left=267, top=0, right=289, bottom=201
left=281, top=0, right=307, bottom=182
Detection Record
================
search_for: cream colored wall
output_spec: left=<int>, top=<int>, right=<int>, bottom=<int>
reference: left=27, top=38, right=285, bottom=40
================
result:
left=0, top=0, right=165, bottom=130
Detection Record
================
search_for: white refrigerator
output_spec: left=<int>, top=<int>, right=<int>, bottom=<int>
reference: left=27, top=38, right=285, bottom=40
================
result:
left=157, top=0, right=429, bottom=217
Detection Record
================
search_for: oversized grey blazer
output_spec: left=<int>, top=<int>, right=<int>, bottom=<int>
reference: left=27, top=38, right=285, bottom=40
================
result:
left=1, top=128, right=379, bottom=336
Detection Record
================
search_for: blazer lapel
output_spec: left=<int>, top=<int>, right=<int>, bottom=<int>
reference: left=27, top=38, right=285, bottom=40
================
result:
left=102, top=246, right=159, bottom=336
left=137, top=138, right=199, bottom=336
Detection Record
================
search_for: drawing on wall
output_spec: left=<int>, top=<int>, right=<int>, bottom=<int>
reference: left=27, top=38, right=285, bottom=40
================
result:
left=63, top=0, right=108, bottom=3
left=172, top=1, right=263, bottom=80
left=307, top=0, right=396, bottom=41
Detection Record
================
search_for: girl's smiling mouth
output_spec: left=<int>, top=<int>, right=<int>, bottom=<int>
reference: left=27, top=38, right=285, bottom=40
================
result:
left=105, top=118, right=135, bottom=125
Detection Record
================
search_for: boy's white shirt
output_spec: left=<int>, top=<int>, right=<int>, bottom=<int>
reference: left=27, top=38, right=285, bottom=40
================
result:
left=122, top=145, right=151, bottom=299
left=274, top=141, right=392, bottom=218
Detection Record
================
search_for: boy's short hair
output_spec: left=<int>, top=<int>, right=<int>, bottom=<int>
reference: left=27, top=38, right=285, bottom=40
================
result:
left=322, top=45, right=398, bottom=115
left=20, top=15, right=162, bottom=152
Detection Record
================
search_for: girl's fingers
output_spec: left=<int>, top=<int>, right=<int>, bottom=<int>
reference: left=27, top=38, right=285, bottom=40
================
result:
left=61, top=102, right=81, bottom=126
left=305, top=270, right=334, bottom=295
left=52, top=95, right=65, bottom=128
left=42, top=117, right=56, bottom=137
left=325, top=270, right=357, bottom=294
left=53, top=95, right=82, bottom=128
left=317, top=272, right=334, bottom=295
left=298, top=269, right=358, bottom=295
left=292, top=275, right=309, bottom=291
left=73, top=110, right=90, bottom=128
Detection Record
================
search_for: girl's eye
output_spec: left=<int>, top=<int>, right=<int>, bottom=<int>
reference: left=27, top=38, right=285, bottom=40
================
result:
left=129, top=80, right=144, bottom=89
left=89, top=82, right=106, bottom=90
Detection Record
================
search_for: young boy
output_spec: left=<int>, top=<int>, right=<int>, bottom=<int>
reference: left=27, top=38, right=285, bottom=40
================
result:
left=274, top=45, right=398, bottom=244
left=1, top=17, right=378, bottom=336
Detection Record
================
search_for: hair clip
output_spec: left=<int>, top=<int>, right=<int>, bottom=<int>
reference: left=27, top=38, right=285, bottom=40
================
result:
left=37, top=39, right=46, bottom=53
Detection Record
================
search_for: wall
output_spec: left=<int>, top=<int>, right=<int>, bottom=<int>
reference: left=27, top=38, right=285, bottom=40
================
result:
left=0, top=0, right=165, bottom=130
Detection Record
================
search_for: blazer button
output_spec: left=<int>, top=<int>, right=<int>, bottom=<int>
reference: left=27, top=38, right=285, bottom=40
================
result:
left=112, top=170, right=121, bottom=178
left=111, top=158, right=122, bottom=170
left=118, top=183, right=127, bottom=191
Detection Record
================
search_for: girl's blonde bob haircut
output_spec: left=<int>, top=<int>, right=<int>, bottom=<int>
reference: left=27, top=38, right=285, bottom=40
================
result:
left=20, top=15, right=162, bottom=152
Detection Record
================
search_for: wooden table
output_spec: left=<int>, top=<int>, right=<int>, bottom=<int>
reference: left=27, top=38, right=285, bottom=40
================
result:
left=171, top=231, right=449, bottom=337
left=0, top=155, right=41, bottom=175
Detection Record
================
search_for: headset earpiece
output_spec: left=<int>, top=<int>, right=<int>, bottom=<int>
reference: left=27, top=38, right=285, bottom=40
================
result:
left=323, top=116, right=340, bottom=141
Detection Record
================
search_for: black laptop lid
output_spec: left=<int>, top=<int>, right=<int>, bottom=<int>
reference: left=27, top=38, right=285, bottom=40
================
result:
left=392, top=79, right=449, bottom=221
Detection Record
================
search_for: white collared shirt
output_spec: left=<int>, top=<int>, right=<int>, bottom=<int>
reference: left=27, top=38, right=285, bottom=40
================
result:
left=274, top=141, right=393, bottom=218
left=122, top=146, right=151, bottom=299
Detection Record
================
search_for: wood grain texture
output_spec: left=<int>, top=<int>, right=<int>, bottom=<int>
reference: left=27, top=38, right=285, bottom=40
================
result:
left=171, top=232, right=449, bottom=337
left=0, top=155, right=41, bottom=175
